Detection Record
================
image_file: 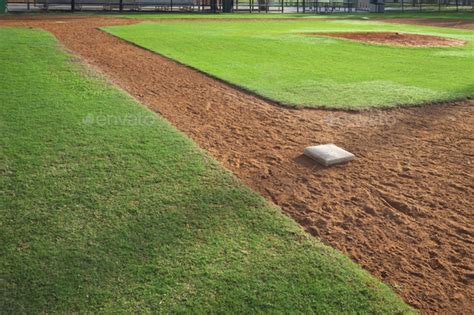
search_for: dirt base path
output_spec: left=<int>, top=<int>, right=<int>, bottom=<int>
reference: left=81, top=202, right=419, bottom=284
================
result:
left=1, top=16, right=473, bottom=313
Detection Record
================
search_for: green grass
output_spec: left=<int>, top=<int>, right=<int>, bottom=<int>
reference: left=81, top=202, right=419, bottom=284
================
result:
left=114, top=12, right=333, bottom=19
left=105, top=19, right=474, bottom=109
left=114, top=11, right=474, bottom=19
left=4, top=10, right=474, bottom=21
left=337, top=11, right=474, bottom=19
left=0, top=26, right=413, bottom=313
left=3, top=10, right=474, bottom=20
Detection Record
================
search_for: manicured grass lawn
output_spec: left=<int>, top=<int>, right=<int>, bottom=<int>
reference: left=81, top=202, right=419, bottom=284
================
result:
left=105, top=19, right=474, bottom=108
left=0, top=27, right=413, bottom=313
left=115, top=12, right=333, bottom=19
left=115, top=11, right=474, bottom=19
left=367, top=11, right=474, bottom=19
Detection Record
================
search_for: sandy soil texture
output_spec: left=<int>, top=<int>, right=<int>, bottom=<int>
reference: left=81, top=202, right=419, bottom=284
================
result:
left=308, top=31, right=466, bottom=46
left=1, top=16, right=473, bottom=314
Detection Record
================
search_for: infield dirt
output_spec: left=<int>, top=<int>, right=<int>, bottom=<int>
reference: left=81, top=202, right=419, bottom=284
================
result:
left=1, top=15, right=473, bottom=313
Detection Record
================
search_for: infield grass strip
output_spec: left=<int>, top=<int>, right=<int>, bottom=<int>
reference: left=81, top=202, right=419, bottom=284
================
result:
left=0, top=27, right=413, bottom=313
left=105, top=19, right=474, bottom=109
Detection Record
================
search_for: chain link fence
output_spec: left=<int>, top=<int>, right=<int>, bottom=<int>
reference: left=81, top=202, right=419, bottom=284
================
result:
left=5, top=0, right=473, bottom=12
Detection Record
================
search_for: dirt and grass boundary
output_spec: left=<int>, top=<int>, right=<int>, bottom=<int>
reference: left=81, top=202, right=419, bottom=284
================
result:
left=1, top=15, right=473, bottom=313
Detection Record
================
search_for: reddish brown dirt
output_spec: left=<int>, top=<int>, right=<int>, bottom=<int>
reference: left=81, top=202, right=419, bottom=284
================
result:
left=308, top=31, right=466, bottom=47
left=380, top=17, right=474, bottom=30
left=1, top=16, right=473, bottom=314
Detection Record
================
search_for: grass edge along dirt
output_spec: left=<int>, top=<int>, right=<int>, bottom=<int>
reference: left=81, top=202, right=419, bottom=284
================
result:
left=0, top=27, right=413, bottom=313
left=104, top=19, right=474, bottom=109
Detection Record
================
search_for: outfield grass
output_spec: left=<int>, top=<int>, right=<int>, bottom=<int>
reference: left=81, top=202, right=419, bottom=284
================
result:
left=115, top=12, right=332, bottom=19
left=115, top=11, right=474, bottom=19
left=105, top=19, right=474, bottom=109
left=0, top=27, right=413, bottom=313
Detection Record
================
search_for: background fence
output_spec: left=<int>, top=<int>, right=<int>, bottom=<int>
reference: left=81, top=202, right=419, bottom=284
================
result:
left=5, top=0, right=473, bottom=12
left=384, top=0, right=473, bottom=11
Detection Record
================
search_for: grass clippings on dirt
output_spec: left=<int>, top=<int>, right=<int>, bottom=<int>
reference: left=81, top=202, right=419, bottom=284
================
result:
left=105, top=19, right=474, bottom=109
left=0, top=27, right=413, bottom=313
